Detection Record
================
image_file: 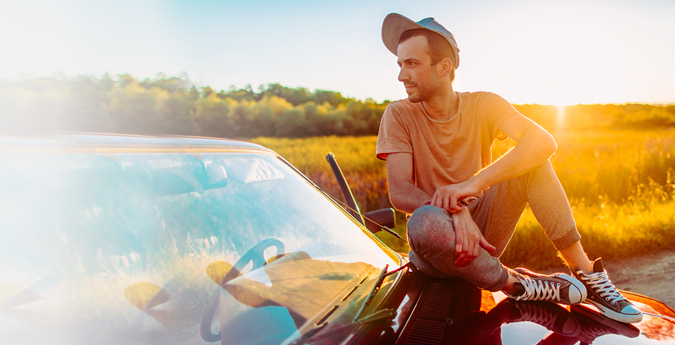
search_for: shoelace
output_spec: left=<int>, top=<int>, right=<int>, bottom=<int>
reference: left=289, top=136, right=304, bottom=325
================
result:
left=578, top=270, right=623, bottom=304
left=516, top=275, right=561, bottom=302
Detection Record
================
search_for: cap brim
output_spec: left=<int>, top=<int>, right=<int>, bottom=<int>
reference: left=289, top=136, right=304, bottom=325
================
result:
left=382, top=13, right=424, bottom=56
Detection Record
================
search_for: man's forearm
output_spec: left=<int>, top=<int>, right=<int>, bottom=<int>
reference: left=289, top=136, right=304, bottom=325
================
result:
left=389, top=181, right=432, bottom=215
left=385, top=152, right=433, bottom=215
left=469, top=130, right=556, bottom=192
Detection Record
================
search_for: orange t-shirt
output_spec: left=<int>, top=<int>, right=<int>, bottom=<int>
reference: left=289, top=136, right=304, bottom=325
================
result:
left=376, top=91, right=519, bottom=197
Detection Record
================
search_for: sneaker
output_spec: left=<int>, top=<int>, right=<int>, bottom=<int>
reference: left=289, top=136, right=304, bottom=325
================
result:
left=506, top=268, right=587, bottom=305
left=492, top=299, right=582, bottom=337
left=571, top=258, right=643, bottom=323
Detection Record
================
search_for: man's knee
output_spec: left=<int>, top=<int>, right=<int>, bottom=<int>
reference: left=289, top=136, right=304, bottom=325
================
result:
left=407, top=206, right=455, bottom=252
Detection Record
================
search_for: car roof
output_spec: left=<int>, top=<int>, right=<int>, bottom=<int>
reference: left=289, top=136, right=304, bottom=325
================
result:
left=0, top=133, right=277, bottom=155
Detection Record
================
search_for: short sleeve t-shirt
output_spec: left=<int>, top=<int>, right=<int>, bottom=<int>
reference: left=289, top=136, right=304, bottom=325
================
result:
left=376, top=91, right=519, bottom=197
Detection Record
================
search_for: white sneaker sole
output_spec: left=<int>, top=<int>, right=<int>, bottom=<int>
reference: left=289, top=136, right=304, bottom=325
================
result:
left=584, top=300, right=644, bottom=324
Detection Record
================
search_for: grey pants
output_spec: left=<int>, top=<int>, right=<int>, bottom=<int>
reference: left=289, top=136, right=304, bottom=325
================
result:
left=407, top=161, right=581, bottom=291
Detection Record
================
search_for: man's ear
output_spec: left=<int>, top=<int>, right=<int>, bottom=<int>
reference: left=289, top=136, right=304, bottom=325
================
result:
left=438, top=58, right=454, bottom=78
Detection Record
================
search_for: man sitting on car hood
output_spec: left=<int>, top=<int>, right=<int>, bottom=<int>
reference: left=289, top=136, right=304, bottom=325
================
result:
left=376, top=13, right=642, bottom=324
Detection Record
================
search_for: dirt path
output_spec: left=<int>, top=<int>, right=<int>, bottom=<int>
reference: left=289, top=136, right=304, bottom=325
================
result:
left=602, top=250, right=675, bottom=308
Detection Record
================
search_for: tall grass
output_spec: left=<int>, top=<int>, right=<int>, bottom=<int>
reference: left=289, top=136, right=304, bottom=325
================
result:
left=250, top=129, right=675, bottom=270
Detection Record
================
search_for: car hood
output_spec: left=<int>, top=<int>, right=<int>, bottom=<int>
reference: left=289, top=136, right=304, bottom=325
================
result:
left=496, top=291, right=675, bottom=344
left=392, top=275, right=675, bottom=345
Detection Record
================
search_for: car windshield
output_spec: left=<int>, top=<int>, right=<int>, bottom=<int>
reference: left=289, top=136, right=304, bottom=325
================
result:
left=0, top=150, right=399, bottom=345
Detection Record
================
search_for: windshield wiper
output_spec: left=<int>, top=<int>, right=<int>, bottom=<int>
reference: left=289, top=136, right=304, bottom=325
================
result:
left=288, top=263, right=412, bottom=344
left=285, top=267, right=378, bottom=345
left=352, top=264, right=389, bottom=323
left=353, top=262, right=412, bottom=323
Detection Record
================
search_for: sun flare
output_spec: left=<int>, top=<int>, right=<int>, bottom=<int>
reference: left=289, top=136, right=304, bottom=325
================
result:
left=555, top=105, right=566, bottom=132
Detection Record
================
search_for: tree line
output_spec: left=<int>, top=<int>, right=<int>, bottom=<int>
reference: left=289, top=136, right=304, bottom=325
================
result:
left=1, top=74, right=673, bottom=137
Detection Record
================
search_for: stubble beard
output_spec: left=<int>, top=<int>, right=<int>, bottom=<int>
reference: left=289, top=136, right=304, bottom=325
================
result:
left=407, top=90, right=423, bottom=103
left=405, top=79, right=439, bottom=103
left=406, top=83, right=427, bottom=103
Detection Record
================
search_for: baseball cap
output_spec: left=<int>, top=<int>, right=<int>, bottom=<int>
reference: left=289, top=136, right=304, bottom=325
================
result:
left=381, top=13, right=460, bottom=69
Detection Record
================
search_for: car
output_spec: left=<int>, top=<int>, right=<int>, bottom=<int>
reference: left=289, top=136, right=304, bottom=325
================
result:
left=1, top=134, right=674, bottom=345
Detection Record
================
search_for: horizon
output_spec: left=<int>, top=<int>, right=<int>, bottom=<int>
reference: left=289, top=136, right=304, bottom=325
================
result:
left=2, top=0, right=674, bottom=105
left=4, top=73, right=675, bottom=107
left=6, top=73, right=675, bottom=108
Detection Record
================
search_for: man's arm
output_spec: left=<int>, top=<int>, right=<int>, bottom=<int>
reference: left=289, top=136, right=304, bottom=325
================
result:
left=429, top=113, right=554, bottom=267
left=431, top=113, right=557, bottom=213
left=472, top=113, right=557, bottom=191
left=385, top=152, right=432, bottom=215
left=387, top=151, right=496, bottom=267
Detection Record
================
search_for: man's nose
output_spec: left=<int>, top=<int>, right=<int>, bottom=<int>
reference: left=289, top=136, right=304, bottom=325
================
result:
left=398, top=67, right=408, bottom=82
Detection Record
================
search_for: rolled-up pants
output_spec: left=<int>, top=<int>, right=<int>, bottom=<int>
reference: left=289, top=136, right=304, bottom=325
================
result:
left=407, top=161, right=581, bottom=292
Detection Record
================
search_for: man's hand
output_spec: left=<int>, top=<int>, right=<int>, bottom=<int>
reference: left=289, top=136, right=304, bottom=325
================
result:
left=451, top=207, right=496, bottom=267
left=431, top=180, right=481, bottom=213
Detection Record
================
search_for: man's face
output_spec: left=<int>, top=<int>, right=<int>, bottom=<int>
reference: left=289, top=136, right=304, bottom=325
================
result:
left=396, top=35, right=441, bottom=103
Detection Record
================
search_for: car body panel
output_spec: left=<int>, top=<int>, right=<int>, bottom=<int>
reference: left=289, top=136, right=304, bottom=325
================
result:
left=367, top=269, right=675, bottom=345
left=0, top=134, right=673, bottom=345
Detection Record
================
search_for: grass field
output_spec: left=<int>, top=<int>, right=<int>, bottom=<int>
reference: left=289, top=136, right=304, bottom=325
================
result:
left=250, top=129, right=675, bottom=270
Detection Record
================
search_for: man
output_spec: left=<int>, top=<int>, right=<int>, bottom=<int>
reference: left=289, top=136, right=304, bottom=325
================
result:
left=376, top=13, right=642, bottom=323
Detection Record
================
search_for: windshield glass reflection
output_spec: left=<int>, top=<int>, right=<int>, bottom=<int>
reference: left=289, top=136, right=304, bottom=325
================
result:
left=0, top=151, right=397, bottom=344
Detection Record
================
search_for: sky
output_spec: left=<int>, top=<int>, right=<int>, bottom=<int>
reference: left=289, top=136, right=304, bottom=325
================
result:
left=1, top=0, right=674, bottom=105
